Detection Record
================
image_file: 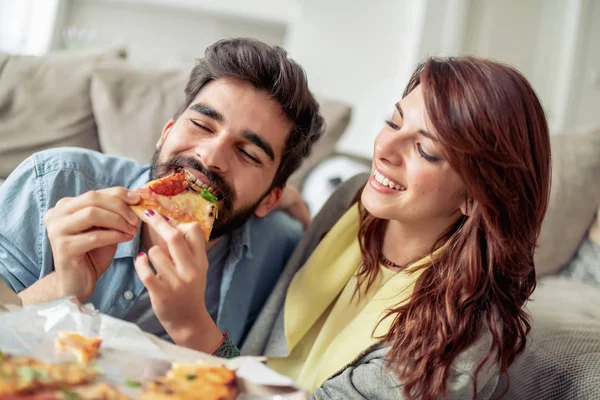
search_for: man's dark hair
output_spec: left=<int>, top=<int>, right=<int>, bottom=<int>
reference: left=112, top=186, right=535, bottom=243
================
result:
left=174, top=38, right=325, bottom=189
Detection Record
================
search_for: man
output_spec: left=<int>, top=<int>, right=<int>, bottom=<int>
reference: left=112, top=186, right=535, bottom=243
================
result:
left=0, top=38, right=324, bottom=351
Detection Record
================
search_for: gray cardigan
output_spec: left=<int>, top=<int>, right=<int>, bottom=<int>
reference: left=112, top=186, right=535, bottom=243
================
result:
left=241, top=174, right=500, bottom=399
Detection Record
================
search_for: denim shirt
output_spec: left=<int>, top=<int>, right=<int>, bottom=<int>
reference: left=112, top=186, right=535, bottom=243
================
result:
left=0, top=148, right=302, bottom=344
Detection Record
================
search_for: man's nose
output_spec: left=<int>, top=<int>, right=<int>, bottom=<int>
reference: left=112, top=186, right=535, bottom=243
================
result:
left=196, top=136, right=231, bottom=173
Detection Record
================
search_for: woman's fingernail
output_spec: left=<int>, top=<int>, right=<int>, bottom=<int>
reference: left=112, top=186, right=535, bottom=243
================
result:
left=144, top=209, right=155, bottom=217
left=137, top=251, right=144, bottom=257
left=163, top=216, right=170, bottom=222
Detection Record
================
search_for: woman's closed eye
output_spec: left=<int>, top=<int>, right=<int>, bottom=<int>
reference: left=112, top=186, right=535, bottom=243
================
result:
left=417, top=143, right=440, bottom=163
left=385, top=120, right=440, bottom=163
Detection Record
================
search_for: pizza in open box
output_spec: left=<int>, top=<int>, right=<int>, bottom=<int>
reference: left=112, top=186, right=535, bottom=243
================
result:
left=139, top=362, right=237, bottom=400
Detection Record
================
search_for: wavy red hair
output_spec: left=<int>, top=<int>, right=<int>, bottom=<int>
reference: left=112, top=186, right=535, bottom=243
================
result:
left=355, top=57, right=551, bottom=399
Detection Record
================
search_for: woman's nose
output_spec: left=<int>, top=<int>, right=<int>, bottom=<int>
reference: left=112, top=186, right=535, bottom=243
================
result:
left=374, top=130, right=405, bottom=167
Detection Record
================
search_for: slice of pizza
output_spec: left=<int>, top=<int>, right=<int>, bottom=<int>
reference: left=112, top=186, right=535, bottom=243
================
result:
left=0, top=353, right=98, bottom=398
left=131, top=171, right=219, bottom=241
left=58, top=382, right=131, bottom=400
left=10, top=382, right=131, bottom=400
left=55, top=332, right=102, bottom=364
left=139, top=362, right=237, bottom=400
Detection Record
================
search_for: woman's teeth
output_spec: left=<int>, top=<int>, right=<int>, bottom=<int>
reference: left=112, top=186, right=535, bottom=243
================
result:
left=374, top=171, right=406, bottom=191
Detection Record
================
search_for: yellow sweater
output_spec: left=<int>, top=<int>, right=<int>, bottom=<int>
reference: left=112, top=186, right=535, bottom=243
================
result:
left=268, top=205, right=440, bottom=393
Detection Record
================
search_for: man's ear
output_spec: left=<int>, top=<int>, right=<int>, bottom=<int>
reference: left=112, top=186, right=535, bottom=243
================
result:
left=157, top=119, right=175, bottom=149
left=254, top=187, right=283, bottom=218
left=460, top=197, right=475, bottom=217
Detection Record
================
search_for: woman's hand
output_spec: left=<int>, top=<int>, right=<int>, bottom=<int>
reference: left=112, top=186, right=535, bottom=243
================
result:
left=134, top=209, right=222, bottom=353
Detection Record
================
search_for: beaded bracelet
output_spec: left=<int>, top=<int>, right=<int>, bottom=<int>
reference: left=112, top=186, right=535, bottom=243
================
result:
left=211, top=333, right=240, bottom=359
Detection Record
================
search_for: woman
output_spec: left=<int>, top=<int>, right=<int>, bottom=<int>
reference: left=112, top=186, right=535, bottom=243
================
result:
left=241, top=56, right=551, bottom=400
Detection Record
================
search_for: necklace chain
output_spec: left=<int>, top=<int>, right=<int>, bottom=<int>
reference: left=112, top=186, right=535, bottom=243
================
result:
left=379, top=254, right=402, bottom=269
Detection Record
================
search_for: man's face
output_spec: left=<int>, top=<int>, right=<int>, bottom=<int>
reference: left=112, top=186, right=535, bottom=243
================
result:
left=150, top=78, right=292, bottom=239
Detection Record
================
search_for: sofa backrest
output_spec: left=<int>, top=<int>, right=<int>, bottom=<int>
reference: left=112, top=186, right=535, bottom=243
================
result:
left=0, top=48, right=127, bottom=179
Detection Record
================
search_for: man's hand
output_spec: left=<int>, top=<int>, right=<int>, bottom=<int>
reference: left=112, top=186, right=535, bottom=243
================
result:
left=45, top=188, right=140, bottom=301
left=277, top=185, right=311, bottom=229
left=134, top=209, right=223, bottom=353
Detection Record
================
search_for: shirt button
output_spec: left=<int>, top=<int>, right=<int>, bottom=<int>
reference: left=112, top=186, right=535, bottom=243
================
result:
left=124, top=291, right=133, bottom=300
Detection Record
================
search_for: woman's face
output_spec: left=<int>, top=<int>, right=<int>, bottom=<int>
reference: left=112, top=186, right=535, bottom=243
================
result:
left=361, top=85, right=467, bottom=226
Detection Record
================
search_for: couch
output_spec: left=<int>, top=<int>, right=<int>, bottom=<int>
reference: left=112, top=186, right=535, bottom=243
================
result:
left=1, top=47, right=600, bottom=399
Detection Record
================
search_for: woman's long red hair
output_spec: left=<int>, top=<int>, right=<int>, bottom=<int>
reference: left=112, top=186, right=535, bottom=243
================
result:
left=356, top=57, right=551, bottom=399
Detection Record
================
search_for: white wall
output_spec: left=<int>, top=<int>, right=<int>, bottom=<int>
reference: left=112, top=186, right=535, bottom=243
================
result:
left=463, top=0, right=544, bottom=79
left=63, top=0, right=287, bottom=67
left=287, top=0, right=599, bottom=159
left=0, top=0, right=30, bottom=52
left=285, top=0, right=420, bottom=158
left=97, top=0, right=299, bottom=26
left=568, top=0, right=600, bottom=133
left=462, top=0, right=599, bottom=134
left=0, top=0, right=64, bottom=55
left=285, top=0, right=473, bottom=158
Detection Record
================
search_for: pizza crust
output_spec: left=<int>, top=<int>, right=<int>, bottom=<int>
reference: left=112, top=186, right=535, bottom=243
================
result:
left=55, top=332, right=102, bottom=364
left=0, top=354, right=99, bottom=397
left=0, top=355, right=237, bottom=400
left=139, top=362, right=237, bottom=400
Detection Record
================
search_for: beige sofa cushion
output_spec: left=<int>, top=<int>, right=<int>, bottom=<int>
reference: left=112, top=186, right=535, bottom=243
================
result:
left=535, top=130, right=600, bottom=276
left=91, top=63, right=187, bottom=164
left=0, top=48, right=127, bottom=179
left=90, top=61, right=351, bottom=188
left=588, top=206, right=600, bottom=245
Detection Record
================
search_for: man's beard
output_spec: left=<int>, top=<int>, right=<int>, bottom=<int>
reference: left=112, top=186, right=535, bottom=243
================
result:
left=149, top=148, right=266, bottom=240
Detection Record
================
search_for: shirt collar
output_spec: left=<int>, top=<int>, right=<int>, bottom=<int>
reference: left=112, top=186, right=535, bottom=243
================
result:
left=114, top=167, right=150, bottom=260
left=226, top=215, right=254, bottom=263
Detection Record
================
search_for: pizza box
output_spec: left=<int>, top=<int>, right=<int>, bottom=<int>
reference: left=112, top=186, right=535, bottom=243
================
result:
left=0, top=289, right=305, bottom=400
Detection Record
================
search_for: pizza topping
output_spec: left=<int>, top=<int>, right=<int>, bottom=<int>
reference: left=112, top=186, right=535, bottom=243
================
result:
left=153, top=191, right=178, bottom=211
left=200, top=189, right=218, bottom=205
left=61, top=388, right=82, bottom=400
left=17, top=366, right=47, bottom=383
left=148, top=172, right=188, bottom=196
left=124, top=380, right=142, bottom=388
left=90, top=363, right=103, bottom=375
